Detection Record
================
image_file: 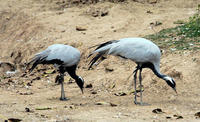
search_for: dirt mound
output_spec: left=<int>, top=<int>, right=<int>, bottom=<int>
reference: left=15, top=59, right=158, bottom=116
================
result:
left=0, top=10, right=44, bottom=63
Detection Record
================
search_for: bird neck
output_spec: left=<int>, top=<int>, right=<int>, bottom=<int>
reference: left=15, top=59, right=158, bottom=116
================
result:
left=147, top=63, right=166, bottom=79
left=152, top=67, right=166, bottom=79
left=67, top=70, right=79, bottom=81
left=65, top=65, right=79, bottom=81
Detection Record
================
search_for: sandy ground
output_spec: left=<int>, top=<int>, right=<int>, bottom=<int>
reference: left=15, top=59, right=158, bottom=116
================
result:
left=0, top=0, right=200, bottom=121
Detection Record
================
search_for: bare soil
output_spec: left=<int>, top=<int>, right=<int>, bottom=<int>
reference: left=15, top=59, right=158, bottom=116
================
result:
left=0, top=0, right=200, bottom=121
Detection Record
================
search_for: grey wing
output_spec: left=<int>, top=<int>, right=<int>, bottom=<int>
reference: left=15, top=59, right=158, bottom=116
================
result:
left=108, top=42, right=157, bottom=63
left=46, top=45, right=81, bottom=67
left=61, top=48, right=81, bottom=66
left=28, top=49, right=50, bottom=72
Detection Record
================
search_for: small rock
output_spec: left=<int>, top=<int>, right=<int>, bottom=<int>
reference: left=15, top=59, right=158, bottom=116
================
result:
left=150, top=21, right=162, bottom=26
left=155, top=21, right=162, bottom=26
left=114, top=92, right=127, bottom=96
left=166, top=116, right=172, bottom=119
left=101, top=10, right=108, bottom=17
left=44, top=69, right=55, bottom=74
left=173, top=114, right=183, bottom=119
left=195, top=112, right=200, bottom=118
left=7, top=79, right=13, bottom=83
left=128, top=86, right=144, bottom=95
left=40, top=114, right=48, bottom=118
left=43, top=74, right=49, bottom=77
left=32, top=77, right=40, bottom=81
left=127, top=89, right=135, bottom=95
left=71, top=0, right=81, bottom=4
left=152, top=108, right=163, bottom=114
left=27, top=82, right=32, bottom=86
left=170, top=48, right=177, bottom=51
left=109, top=83, right=115, bottom=89
left=56, top=11, right=64, bottom=15
left=85, top=84, right=93, bottom=88
left=69, top=105, right=76, bottom=109
left=92, top=12, right=98, bottom=17
left=95, top=101, right=109, bottom=105
left=20, top=73, right=26, bottom=77
left=19, top=92, right=33, bottom=95
left=110, top=103, right=117, bottom=107
left=105, top=67, right=114, bottom=72
left=76, top=26, right=87, bottom=31
left=61, top=30, right=65, bottom=33
left=7, top=118, right=22, bottom=122
left=25, top=107, right=31, bottom=112
left=146, top=10, right=153, bottom=14
left=6, top=16, right=10, bottom=20
left=35, top=107, right=51, bottom=110
left=95, top=101, right=117, bottom=107
left=91, top=91, right=97, bottom=94
left=67, top=78, right=73, bottom=84
left=88, top=7, right=109, bottom=17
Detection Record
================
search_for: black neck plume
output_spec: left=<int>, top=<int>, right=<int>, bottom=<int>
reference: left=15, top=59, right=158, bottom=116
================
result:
left=141, top=62, right=166, bottom=79
left=65, top=65, right=83, bottom=92
left=65, top=65, right=79, bottom=81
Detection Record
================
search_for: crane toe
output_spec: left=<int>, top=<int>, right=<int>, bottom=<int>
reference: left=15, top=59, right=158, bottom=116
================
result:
left=60, top=97, right=70, bottom=101
left=134, top=101, right=150, bottom=106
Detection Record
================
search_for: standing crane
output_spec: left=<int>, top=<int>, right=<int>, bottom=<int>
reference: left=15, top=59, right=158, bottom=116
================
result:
left=88, top=38, right=176, bottom=105
left=28, top=44, right=84, bottom=101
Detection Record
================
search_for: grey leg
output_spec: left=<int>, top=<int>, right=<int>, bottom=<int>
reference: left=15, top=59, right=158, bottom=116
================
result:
left=59, top=74, right=69, bottom=101
left=139, top=68, right=143, bottom=105
left=133, top=68, right=138, bottom=104
left=139, top=68, right=149, bottom=106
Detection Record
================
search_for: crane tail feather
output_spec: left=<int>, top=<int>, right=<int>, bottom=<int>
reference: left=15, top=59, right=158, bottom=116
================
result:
left=88, top=53, right=104, bottom=70
left=88, top=40, right=119, bottom=70
left=27, top=56, right=41, bottom=73
left=95, top=40, right=118, bottom=50
left=27, top=53, right=48, bottom=73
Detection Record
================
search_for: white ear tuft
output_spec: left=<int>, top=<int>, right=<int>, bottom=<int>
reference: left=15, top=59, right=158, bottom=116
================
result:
left=164, top=76, right=176, bottom=86
left=79, top=76, right=84, bottom=83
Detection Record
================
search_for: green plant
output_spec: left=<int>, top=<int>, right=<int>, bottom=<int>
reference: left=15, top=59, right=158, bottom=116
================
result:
left=145, top=5, right=200, bottom=51
left=178, top=13, right=200, bottom=37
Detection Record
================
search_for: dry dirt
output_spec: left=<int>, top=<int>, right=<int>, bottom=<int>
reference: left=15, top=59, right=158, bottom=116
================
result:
left=0, top=0, right=200, bottom=121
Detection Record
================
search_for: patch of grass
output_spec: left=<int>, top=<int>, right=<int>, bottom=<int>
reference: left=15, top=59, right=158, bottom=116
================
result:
left=145, top=5, right=200, bottom=51
left=178, top=13, right=200, bottom=37
left=0, top=75, right=6, bottom=80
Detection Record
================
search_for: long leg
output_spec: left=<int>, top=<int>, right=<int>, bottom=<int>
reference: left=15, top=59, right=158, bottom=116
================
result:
left=133, top=67, right=138, bottom=104
left=60, top=73, right=66, bottom=100
left=56, top=73, right=69, bottom=101
left=138, top=68, right=149, bottom=106
left=139, top=68, right=143, bottom=105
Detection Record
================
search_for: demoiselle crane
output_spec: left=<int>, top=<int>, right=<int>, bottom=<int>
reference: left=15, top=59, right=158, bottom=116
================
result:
left=28, top=44, right=84, bottom=101
left=88, top=38, right=176, bottom=105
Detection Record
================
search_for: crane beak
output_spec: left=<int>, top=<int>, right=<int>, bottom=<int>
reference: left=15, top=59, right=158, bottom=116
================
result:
left=81, top=88, right=84, bottom=94
left=173, top=87, right=178, bottom=95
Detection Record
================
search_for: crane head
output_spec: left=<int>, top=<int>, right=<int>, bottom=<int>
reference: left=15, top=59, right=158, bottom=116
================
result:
left=163, top=76, right=177, bottom=94
left=76, top=76, right=84, bottom=94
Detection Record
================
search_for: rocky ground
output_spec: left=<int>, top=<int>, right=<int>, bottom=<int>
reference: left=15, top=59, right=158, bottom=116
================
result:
left=0, top=0, right=200, bottom=121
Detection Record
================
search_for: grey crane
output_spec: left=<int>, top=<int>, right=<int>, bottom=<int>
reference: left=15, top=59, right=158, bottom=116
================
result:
left=88, top=37, right=176, bottom=105
left=28, top=44, right=84, bottom=101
